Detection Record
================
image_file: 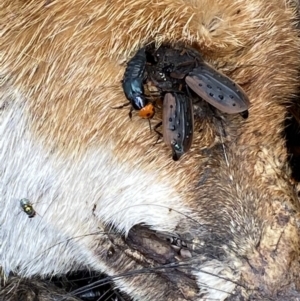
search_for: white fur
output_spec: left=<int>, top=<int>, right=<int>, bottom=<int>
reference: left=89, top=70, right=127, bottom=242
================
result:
left=194, top=260, right=239, bottom=300
left=0, top=88, right=193, bottom=278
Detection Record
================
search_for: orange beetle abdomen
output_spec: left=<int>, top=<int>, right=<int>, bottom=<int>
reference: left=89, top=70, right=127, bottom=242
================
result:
left=138, top=103, right=155, bottom=119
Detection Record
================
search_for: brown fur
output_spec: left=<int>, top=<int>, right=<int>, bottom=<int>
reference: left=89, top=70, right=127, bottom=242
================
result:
left=1, top=0, right=300, bottom=300
left=0, top=277, right=81, bottom=301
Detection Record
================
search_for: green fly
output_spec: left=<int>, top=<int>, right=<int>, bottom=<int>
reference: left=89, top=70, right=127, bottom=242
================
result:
left=20, top=198, right=36, bottom=218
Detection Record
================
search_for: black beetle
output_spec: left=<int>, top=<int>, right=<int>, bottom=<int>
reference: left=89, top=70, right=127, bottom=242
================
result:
left=122, top=48, right=155, bottom=119
left=144, top=45, right=250, bottom=114
left=122, top=44, right=250, bottom=159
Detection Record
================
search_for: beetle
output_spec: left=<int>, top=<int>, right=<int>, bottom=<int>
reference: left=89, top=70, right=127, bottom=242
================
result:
left=123, top=45, right=249, bottom=117
left=162, top=92, right=194, bottom=161
left=185, top=62, right=249, bottom=114
left=146, top=45, right=249, bottom=112
left=122, top=44, right=250, bottom=159
left=122, top=47, right=155, bottom=119
left=20, top=198, right=36, bottom=218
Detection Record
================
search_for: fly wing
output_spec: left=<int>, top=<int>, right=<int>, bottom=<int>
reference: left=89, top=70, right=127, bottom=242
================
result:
left=185, top=61, right=250, bottom=114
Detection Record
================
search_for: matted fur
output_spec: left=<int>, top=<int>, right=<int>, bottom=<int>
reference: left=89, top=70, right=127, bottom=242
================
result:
left=0, top=0, right=300, bottom=300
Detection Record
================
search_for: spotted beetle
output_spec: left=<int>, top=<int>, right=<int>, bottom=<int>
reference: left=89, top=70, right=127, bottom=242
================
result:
left=122, top=44, right=250, bottom=159
left=162, top=92, right=194, bottom=161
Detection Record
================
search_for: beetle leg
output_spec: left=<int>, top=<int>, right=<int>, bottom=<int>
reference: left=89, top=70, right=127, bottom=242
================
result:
left=240, top=110, right=249, bottom=119
left=147, top=118, right=152, bottom=132
left=111, top=102, right=130, bottom=110
left=185, top=60, right=250, bottom=114
left=128, top=106, right=133, bottom=119
left=154, top=121, right=162, bottom=136
left=153, top=121, right=163, bottom=145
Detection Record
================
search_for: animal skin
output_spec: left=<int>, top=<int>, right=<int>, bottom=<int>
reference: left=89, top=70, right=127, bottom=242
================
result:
left=1, top=0, right=300, bottom=300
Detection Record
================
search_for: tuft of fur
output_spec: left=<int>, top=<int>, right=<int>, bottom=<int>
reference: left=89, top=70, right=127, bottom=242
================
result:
left=1, top=0, right=300, bottom=300
left=0, top=276, right=81, bottom=301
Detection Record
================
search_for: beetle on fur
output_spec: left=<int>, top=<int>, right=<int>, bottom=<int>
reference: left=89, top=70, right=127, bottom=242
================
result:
left=122, top=45, right=250, bottom=117
left=162, top=92, right=194, bottom=161
left=123, top=45, right=250, bottom=159
left=122, top=48, right=156, bottom=119
left=2, top=0, right=300, bottom=300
